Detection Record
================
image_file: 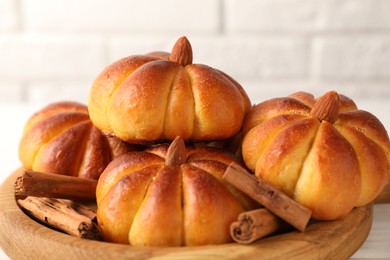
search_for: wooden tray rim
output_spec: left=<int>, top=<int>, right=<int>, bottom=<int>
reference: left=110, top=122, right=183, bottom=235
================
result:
left=0, top=169, right=373, bottom=260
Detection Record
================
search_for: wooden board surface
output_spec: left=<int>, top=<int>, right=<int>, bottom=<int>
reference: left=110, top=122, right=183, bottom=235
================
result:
left=0, top=169, right=383, bottom=260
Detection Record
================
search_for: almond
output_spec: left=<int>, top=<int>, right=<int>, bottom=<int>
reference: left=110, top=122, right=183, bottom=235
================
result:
left=169, top=36, right=193, bottom=66
left=165, top=136, right=187, bottom=166
left=310, top=91, right=340, bottom=124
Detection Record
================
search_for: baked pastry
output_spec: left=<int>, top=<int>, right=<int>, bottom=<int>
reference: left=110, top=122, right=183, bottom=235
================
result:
left=96, top=137, right=258, bottom=246
left=193, top=132, right=243, bottom=160
left=88, top=36, right=251, bottom=144
left=19, top=101, right=137, bottom=180
left=242, top=91, right=390, bottom=220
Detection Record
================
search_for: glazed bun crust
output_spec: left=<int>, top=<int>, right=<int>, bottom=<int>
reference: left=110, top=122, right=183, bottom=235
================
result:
left=294, top=122, right=361, bottom=220
left=88, top=55, right=159, bottom=134
left=88, top=37, right=251, bottom=144
left=96, top=145, right=258, bottom=246
left=242, top=91, right=390, bottom=220
left=19, top=101, right=136, bottom=179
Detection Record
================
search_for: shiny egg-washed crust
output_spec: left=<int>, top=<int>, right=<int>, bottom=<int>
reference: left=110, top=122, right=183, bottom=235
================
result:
left=19, top=102, right=137, bottom=180
left=242, top=91, right=390, bottom=220
left=88, top=38, right=251, bottom=144
left=96, top=145, right=258, bottom=246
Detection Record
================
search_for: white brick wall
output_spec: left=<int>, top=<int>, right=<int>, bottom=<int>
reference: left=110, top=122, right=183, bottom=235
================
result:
left=0, top=0, right=390, bottom=105
left=315, top=36, right=390, bottom=80
left=225, top=0, right=323, bottom=32
left=321, top=0, right=390, bottom=30
left=0, top=0, right=17, bottom=31
left=21, top=0, right=221, bottom=33
left=4, top=3, right=389, bottom=258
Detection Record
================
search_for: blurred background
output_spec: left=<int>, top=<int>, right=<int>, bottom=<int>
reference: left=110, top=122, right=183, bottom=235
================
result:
left=1, top=2, right=390, bottom=175
left=2, top=0, right=390, bottom=182
left=0, top=1, right=390, bottom=258
left=1, top=0, right=390, bottom=106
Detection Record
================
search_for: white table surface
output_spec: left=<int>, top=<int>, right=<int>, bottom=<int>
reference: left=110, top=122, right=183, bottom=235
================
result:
left=0, top=101, right=389, bottom=259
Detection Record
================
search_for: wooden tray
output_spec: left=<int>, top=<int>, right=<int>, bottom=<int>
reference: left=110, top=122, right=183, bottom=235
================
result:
left=0, top=169, right=379, bottom=260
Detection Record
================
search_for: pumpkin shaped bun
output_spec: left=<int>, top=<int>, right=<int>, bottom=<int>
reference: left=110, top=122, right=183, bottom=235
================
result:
left=88, top=36, right=251, bottom=144
left=242, top=91, right=390, bottom=220
left=19, top=102, right=136, bottom=180
left=96, top=137, right=258, bottom=246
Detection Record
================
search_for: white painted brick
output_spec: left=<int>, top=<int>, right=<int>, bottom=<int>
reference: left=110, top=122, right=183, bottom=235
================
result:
left=320, top=81, right=390, bottom=101
left=0, top=0, right=389, bottom=110
left=108, top=36, right=174, bottom=63
left=314, top=36, right=390, bottom=80
left=26, top=81, right=91, bottom=105
left=194, top=36, right=309, bottom=80
left=0, top=83, right=24, bottom=103
left=21, top=0, right=220, bottom=33
left=238, top=79, right=321, bottom=104
left=107, top=33, right=213, bottom=62
left=322, top=0, right=390, bottom=30
left=225, top=0, right=323, bottom=32
left=0, top=0, right=18, bottom=31
left=109, top=36, right=309, bottom=81
left=108, top=35, right=311, bottom=104
left=0, top=34, right=105, bottom=81
left=241, top=79, right=390, bottom=106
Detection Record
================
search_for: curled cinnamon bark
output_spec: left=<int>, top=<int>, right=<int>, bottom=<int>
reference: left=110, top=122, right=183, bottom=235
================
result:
left=223, top=163, right=312, bottom=232
left=17, top=197, right=101, bottom=240
left=230, top=208, right=284, bottom=244
left=14, top=170, right=97, bottom=200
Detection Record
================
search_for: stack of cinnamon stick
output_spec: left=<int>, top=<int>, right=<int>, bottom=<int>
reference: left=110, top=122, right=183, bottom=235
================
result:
left=15, top=170, right=101, bottom=240
left=15, top=164, right=312, bottom=245
left=223, top=163, right=312, bottom=244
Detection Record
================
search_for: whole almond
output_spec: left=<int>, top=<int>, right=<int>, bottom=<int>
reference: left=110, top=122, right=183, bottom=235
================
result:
left=169, top=36, right=193, bottom=66
left=165, top=136, right=187, bottom=166
left=310, top=91, right=340, bottom=124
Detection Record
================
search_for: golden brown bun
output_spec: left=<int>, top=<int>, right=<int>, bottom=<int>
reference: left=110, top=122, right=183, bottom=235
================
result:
left=88, top=36, right=251, bottom=144
left=192, top=132, right=244, bottom=160
left=19, top=101, right=137, bottom=180
left=288, top=91, right=358, bottom=112
left=242, top=91, right=390, bottom=220
left=145, top=51, right=170, bottom=60
left=96, top=138, right=258, bottom=246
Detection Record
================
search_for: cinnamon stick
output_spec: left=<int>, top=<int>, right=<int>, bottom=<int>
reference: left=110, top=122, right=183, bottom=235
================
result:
left=14, top=170, right=97, bottom=200
left=223, top=163, right=312, bottom=232
left=17, top=197, right=101, bottom=240
left=230, top=208, right=284, bottom=244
